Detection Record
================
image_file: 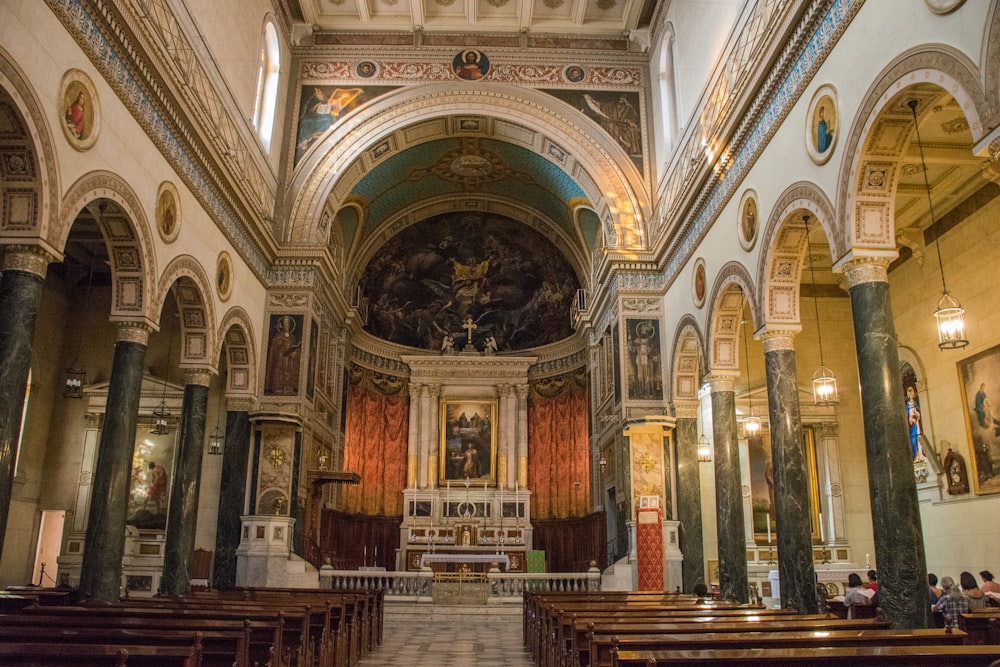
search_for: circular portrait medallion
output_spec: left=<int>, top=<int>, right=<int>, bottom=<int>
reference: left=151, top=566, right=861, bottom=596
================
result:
left=739, top=189, right=758, bottom=251
left=564, top=65, right=586, bottom=83
left=156, top=181, right=181, bottom=244
left=693, top=258, right=707, bottom=309
left=216, top=251, right=233, bottom=302
left=806, top=85, right=839, bottom=165
left=59, top=69, right=100, bottom=151
left=452, top=50, right=489, bottom=81
left=356, top=61, right=378, bottom=78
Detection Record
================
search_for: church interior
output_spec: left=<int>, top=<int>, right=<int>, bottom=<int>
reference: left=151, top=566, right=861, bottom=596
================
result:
left=2, top=0, right=1000, bottom=650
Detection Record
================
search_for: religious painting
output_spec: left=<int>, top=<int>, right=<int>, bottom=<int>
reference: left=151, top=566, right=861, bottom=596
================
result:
left=748, top=434, right=775, bottom=546
left=542, top=89, right=643, bottom=173
left=452, top=49, right=490, bottom=81
left=264, top=313, right=304, bottom=396
left=215, top=251, right=232, bottom=301
left=692, top=259, right=707, bottom=308
left=156, top=181, right=180, bottom=243
left=957, top=345, right=1000, bottom=494
left=739, top=190, right=758, bottom=251
left=306, top=319, right=318, bottom=401
left=440, top=400, right=496, bottom=484
left=361, top=211, right=580, bottom=352
left=806, top=85, right=838, bottom=165
left=564, top=65, right=586, bottom=83
left=294, top=85, right=398, bottom=163
left=625, top=318, right=663, bottom=401
left=127, top=429, right=176, bottom=530
left=356, top=61, right=378, bottom=78
left=59, top=69, right=99, bottom=151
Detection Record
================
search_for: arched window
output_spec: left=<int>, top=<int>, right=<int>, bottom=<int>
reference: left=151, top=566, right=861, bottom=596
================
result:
left=252, top=21, right=280, bottom=151
left=657, top=23, right=680, bottom=156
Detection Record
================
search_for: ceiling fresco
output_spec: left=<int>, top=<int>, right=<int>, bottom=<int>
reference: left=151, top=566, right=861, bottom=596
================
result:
left=347, top=136, right=588, bottom=243
left=361, top=211, right=581, bottom=352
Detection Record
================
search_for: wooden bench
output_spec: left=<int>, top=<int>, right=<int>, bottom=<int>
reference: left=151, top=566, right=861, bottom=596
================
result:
left=960, top=608, right=1000, bottom=645
left=589, top=628, right=963, bottom=667
left=611, top=644, right=1000, bottom=666
left=0, top=640, right=201, bottom=666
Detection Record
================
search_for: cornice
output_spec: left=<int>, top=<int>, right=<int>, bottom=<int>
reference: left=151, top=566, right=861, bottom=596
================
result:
left=46, top=0, right=275, bottom=279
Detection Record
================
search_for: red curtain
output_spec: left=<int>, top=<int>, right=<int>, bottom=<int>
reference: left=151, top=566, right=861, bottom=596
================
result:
left=341, top=366, right=409, bottom=516
left=528, top=369, right=590, bottom=519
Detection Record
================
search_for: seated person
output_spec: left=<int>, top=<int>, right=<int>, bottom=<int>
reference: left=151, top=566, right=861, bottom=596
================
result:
left=693, top=581, right=709, bottom=601
left=844, top=572, right=872, bottom=619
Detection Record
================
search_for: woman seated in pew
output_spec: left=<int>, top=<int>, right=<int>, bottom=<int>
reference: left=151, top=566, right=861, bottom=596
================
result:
left=933, top=575, right=972, bottom=626
left=961, top=571, right=989, bottom=610
left=843, top=573, right=873, bottom=619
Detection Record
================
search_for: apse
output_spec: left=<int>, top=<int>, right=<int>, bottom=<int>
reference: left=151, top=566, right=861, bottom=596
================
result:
left=361, top=211, right=580, bottom=352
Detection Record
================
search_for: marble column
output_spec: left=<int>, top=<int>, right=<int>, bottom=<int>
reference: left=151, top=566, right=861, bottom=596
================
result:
left=161, top=369, right=212, bottom=595
left=0, top=246, right=52, bottom=560
left=842, top=255, right=928, bottom=629
left=673, top=400, right=705, bottom=594
left=418, top=384, right=431, bottom=489
left=516, top=384, right=529, bottom=487
left=213, top=397, right=253, bottom=590
left=814, top=423, right=847, bottom=544
left=406, top=382, right=419, bottom=488
left=708, top=371, right=748, bottom=603
left=761, top=331, right=817, bottom=613
left=428, top=384, right=440, bottom=488
left=79, top=323, right=150, bottom=603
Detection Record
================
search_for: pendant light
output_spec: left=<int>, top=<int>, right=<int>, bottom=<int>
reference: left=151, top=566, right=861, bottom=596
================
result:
left=207, top=374, right=225, bottom=455
left=908, top=98, right=968, bottom=350
left=151, top=328, right=173, bottom=435
left=804, top=214, right=838, bottom=406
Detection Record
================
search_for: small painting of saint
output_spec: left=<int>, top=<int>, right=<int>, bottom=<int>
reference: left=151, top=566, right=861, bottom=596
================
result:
left=356, top=61, right=377, bottom=78
left=806, top=86, right=838, bottom=165
left=564, top=65, right=586, bottom=83
left=693, top=259, right=707, bottom=308
left=453, top=50, right=489, bottom=81
left=156, top=182, right=180, bottom=243
left=59, top=70, right=99, bottom=150
left=264, top=314, right=303, bottom=396
left=216, top=251, right=232, bottom=302
left=741, top=196, right=757, bottom=247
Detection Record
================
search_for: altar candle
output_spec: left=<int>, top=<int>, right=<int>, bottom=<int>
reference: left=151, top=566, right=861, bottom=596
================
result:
left=766, top=513, right=771, bottom=544
left=363, top=546, right=367, bottom=566
left=819, top=518, right=825, bottom=543
left=374, top=546, right=378, bottom=563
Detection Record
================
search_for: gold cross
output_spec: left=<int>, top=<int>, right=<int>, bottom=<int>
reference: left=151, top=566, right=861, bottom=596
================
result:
left=462, top=316, right=477, bottom=341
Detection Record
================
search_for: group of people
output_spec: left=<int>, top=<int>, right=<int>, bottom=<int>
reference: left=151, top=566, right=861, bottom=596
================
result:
left=929, top=569, right=1000, bottom=625
left=842, top=568, right=999, bottom=624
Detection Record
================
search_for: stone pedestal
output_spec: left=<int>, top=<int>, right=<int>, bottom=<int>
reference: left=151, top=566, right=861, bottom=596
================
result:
left=235, top=515, right=297, bottom=588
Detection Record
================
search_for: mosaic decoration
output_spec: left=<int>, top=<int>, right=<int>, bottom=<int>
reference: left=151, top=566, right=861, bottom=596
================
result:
left=361, top=211, right=580, bottom=351
left=294, top=85, right=399, bottom=163
left=542, top=89, right=643, bottom=173
left=452, top=50, right=490, bottom=80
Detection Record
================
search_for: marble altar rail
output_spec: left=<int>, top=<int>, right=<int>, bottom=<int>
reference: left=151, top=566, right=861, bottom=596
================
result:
left=320, top=568, right=601, bottom=603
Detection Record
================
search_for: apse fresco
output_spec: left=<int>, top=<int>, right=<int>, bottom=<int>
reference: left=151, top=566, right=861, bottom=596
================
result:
left=361, top=212, right=580, bottom=351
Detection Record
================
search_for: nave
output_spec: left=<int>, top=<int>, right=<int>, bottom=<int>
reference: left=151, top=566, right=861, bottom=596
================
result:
left=357, top=603, right=533, bottom=667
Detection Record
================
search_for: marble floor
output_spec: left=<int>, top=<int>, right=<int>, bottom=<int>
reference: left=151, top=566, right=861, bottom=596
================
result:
left=357, top=602, right=534, bottom=666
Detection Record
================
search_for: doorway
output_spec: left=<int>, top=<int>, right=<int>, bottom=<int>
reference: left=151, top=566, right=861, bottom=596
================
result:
left=32, top=510, right=66, bottom=587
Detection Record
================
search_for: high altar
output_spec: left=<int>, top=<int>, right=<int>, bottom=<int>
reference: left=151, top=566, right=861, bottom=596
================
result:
left=397, top=352, right=535, bottom=572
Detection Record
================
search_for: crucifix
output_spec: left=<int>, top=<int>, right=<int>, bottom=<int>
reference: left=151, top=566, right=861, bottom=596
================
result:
left=462, top=316, right=477, bottom=351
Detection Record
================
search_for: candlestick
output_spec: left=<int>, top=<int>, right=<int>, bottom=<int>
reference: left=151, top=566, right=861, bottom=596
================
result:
left=374, top=546, right=378, bottom=564
left=819, top=517, right=825, bottom=543
left=363, top=546, right=367, bottom=568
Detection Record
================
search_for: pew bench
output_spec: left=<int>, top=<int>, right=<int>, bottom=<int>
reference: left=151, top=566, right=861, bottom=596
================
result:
left=0, top=641, right=201, bottom=666
left=611, top=644, right=1000, bottom=666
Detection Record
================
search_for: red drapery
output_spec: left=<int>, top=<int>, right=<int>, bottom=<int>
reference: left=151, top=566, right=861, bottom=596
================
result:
left=528, top=369, right=590, bottom=519
left=341, top=367, right=409, bottom=516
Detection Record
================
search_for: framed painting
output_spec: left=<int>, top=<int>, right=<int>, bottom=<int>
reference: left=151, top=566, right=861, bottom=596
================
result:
left=127, top=429, right=177, bottom=530
left=805, top=84, right=838, bottom=165
left=440, top=400, right=496, bottom=484
left=59, top=69, right=100, bottom=151
left=957, top=345, right=1000, bottom=494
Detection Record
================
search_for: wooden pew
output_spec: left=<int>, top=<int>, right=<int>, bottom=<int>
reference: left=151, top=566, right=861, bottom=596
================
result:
left=959, top=608, right=1000, bottom=645
left=0, top=641, right=201, bottom=666
left=571, top=616, right=889, bottom=667
left=611, top=644, right=1000, bottom=666
left=590, top=628, right=962, bottom=667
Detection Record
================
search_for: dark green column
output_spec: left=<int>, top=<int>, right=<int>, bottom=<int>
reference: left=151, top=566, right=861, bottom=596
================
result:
left=79, top=324, right=149, bottom=603
left=213, top=400, right=252, bottom=589
left=0, top=247, right=51, bottom=561
left=673, top=402, right=705, bottom=594
left=709, top=372, right=748, bottom=603
left=843, top=256, right=928, bottom=628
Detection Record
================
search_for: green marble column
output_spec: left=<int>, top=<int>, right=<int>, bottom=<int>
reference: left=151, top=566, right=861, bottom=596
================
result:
left=674, top=402, right=705, bottom=594
left=160, top=369, right=212, bottom=595
left=708, top=372, right=748, bottom=603
left=762, top=331, right=817, bottom=614
left=79, top=324, right=149, bottom=603
left=843, top=256, right=928, bottom=629
left=213, top=399, right=252, bottom=590
left=0, top=247, right=51, bottom=560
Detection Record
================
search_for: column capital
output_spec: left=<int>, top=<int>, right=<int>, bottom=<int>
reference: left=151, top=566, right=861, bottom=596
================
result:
left=760, top=329, right=798, bottom=353
left=672, top=399, right=699, bottom=419
left=704, top=371, right=739, bottom=393
left=811, top=421, right=839, bottom=439
left=516, top=384, right=530, bottom=400
left=183, top=368, right=213, bottom=387
left=833, top=251, right=895, bottom=288
left=428, top=383, right=441, bottom=399
left=2, top=244, right=57, bottom=277
left=115, top=321, right=152, bottom=345
left=227, top=395, right=256, bottom=412
left=408, top=382, right=422, bottom=394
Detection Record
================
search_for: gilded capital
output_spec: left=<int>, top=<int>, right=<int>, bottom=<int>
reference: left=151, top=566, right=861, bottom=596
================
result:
left=116, top=321, right=152, bottom=345
left=838, top=254, right=891, bottom=288
left=183, top=368, right=213, bottom=387
left=704, top=371, right=739, bottom=393
left=2, top=244, right=56, bottom=277
left=672, top=399, right=699, bottom=419
left=760, top=330, right=797, bottom=353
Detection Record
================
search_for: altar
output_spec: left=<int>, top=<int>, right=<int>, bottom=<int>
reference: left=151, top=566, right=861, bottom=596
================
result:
left=419, top=553, right=511, bottom=572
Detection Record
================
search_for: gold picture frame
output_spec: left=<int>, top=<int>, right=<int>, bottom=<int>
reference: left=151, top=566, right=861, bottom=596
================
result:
left=440, top=399, right=496, bottom=484
left=957, top=344, right=1000, bottom=495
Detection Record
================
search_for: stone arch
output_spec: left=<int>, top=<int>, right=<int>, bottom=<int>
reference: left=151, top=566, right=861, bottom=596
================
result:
left=757, top=182, right=836, bottom=329
left=705, top=261, right=756, bottom=372
left=982, top=1, right=1000, bottom=128
left=669, top=315, right=705, bottom=404
left=0, top=50, right=60, bottom=254
left=153, top=255, right=218, bottom=372
left=59, top=172, right=157, bottom=326
left=217, top=306, right=258, bottom=398
left=837, top=47, right=990, bottom=259
left=284, top=83, right=649, bottom=252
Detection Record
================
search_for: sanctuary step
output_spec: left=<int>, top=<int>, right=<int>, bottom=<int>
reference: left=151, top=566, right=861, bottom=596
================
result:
left=357, top=602, right=532, bottom=666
